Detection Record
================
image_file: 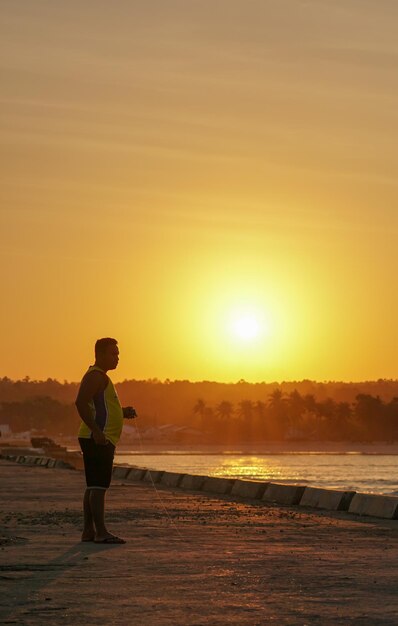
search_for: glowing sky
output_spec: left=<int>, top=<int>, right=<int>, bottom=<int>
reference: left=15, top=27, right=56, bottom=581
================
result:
left=2, top=1, right=398, bottom=382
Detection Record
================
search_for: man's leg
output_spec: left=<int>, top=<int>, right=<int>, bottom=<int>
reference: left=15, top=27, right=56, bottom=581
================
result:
left=79, top=438, right=96, bottom=542
left=81, top=440, right=125, bottom=543
left=81, top=488, right=95, bottom=541
left=89, top=488, right=110, bottom=541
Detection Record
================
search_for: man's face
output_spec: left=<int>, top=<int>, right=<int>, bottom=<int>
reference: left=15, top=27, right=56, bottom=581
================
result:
left=103, top=344, right=119, bottom=370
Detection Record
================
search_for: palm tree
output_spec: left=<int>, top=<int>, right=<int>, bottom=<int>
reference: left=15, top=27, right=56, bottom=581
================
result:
left=303, top=394, right=317, bottom=413
left=385, top=398, right=398, bottom=442
left=316, top=398, right=337, bottom=440
left=215, top=401, right=235, bottom=442
left=254, top=400, right=267, bottom=419
left=237, top=400, right=254, bottom=421
left=215, top=401, right=234, bottom=421
left=253, top=400, right=267, bottom=440
left=268, top=389, right=288, bottom=439
left=334, top=401, right=353, bottom=440
left=286, top=390, right=305, bottom=430
left=268, top=388, right=285, bottom=410
left=193, top=399, right=207, bottom=431
left=354, top=394, right=384, bottom=441
left=299, top=394, right=318, bottom=439
left=237, top=400, right=256, bottom=442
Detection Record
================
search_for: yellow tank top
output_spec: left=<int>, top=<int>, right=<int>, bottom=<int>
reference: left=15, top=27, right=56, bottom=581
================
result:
left=78, top=365, right=124, bottom=446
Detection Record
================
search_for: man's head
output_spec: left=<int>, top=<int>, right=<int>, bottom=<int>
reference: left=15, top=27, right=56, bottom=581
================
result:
left=94, top=337, right=119, bottom=371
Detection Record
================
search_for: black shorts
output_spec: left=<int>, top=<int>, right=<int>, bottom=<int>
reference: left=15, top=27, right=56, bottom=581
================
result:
left=79, top=437, right=115, bottom=489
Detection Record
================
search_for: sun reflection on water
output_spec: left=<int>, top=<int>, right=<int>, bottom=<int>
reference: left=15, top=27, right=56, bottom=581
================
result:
left=214, top=456, right=285, bottom=481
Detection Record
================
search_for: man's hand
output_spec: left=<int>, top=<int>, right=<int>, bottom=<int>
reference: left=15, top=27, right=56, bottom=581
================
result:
left=92, top=430, right=109, bottom=445
left=123, top=406, right=137, bottom=419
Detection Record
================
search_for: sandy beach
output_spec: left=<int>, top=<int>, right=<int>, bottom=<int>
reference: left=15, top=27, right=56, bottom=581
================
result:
left=1, top=458, right=398, bottom=625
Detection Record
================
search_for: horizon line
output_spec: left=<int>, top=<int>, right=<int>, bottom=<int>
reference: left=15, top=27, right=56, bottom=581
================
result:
left=1, top=375, right=398, bottom=386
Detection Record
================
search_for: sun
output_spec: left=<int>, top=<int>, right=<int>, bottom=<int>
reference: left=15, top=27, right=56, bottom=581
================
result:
left=231, top=314, right=260, bottom=341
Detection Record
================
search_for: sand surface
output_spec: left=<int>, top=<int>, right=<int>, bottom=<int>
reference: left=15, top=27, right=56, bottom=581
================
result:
left=1, top=459, right=398, bottom=625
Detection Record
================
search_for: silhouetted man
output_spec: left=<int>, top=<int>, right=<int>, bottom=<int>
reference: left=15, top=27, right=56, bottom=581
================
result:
left=75, top=337, right=136, bottom=543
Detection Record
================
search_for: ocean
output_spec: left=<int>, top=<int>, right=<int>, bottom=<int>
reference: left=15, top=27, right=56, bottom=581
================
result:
left=114, top=451, right=398, bottom=495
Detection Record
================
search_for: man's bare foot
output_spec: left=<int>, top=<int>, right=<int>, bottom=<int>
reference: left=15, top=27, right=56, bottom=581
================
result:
left=94, top=533, right=126, bottom=544
left=81, top=530, right=95, bottom=542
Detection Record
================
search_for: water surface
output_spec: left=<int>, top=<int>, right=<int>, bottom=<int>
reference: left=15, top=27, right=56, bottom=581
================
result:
left=115, top=451, right=398, bottom=495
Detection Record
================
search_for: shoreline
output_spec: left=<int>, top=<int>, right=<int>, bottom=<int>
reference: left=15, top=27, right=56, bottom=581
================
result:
left=4, top=437, right=398, bottom=456
left=114, top=441, right=398, bottom=455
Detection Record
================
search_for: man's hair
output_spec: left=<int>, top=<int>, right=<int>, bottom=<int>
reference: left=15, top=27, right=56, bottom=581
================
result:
left=95, top=337, right=118, bottom=358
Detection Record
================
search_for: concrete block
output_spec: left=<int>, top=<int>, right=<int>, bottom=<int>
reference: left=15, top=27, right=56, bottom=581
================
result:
left=34, top=457, right=42, bottom=465
left=47, top=459, right=56, bottom=468
left=16, top=455, right=25, bottom=463
left=126, top=468, right=147, bottom=482
left=39, top=457, right=50, bottom=467
left=349, top=493, right=398, bottom=519
left=143, top=469, right=164, bottom=483
left=25, top=456, right=36, bottom=465
left=300, top=487, right=356, bottom=511
left=112, top=466, right=131, bottom=479
left=263, top=483, right=305, bottom=506
left=161, top=471, right=185, bottom=488
left=201, top=476, right=235, bottom=495
left=231, top=479, right=268, bottom=500
left=55, top=459, right=74, bottom=470
left=180, top=474, right=207, bottom=491
left=68, top=456, right=84, bottom=471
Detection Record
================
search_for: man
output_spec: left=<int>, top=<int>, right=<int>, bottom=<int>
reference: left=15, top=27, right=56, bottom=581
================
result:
left=75, top=337, right=136, bottom=544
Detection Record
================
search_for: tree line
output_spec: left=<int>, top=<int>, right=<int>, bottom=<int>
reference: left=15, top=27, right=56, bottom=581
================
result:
left=1, top=376, right=398, bottom=442
left=192, top=390, right=398, bottom=443
left=0, top=396, right=78, bottom=436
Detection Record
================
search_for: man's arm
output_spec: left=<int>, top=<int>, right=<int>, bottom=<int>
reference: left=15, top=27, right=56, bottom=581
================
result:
left=75, top=371, right=109, bottom=445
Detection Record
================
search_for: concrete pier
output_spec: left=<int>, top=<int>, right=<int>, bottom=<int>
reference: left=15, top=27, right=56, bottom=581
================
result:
left=2, top=459, right=398, bottom=625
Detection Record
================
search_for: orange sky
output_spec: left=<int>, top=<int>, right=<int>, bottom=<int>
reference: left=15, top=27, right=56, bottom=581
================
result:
left=2, top=1, right=398, bottom=383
